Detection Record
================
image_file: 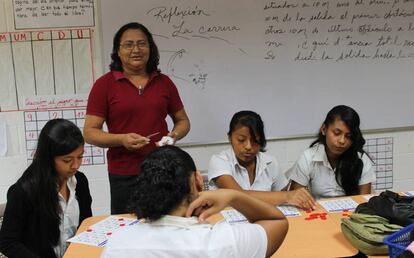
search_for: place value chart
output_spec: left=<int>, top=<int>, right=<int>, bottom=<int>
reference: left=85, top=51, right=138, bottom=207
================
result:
left=364, top=137, right=393, bottom=190
left=24, top=109, right=105, bottom=165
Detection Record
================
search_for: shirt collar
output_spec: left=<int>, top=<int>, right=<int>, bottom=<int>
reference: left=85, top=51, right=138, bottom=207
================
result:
left=312, top=144, right=332, bottom=169
left=149, top=215, right=211, bottom=229
left=112, top=70, right=159, bottom=82
left=57, top=175, right=77, bottom=201
left=228, top=148, right=272, bottom=174
left=67, top=175, right=77, bottom=193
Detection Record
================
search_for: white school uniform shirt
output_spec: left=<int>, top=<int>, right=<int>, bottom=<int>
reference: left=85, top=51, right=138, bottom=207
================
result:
left=208, top=148, right=288, bottom=191
left=288, top=143, right=376, bottom=199
left=54, top=175, right=79, bottom=258
left=101, top=215, right=267, bottom=258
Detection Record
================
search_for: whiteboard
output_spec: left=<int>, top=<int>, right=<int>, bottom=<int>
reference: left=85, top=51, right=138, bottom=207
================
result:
left=100, top=0, right=414, bottom=144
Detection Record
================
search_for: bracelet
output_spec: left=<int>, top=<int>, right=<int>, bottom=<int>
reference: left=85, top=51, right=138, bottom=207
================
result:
left=171, top=131, right=179, bottom=138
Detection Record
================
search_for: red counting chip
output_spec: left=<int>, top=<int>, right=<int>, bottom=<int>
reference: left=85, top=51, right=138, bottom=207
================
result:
left=106, top=232, right=112, bottom=235
left=86, top=229, right=92, bottom=232
left=120, top=224, right=125, bottom=226
left=343, top=209, right=349, bottom=212
left=118, top=218, right=124, bottom=221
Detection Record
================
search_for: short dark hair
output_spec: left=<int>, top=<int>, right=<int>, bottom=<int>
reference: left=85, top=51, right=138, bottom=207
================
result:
left=228, top=110, right=267, bottom=152
left=311, top=105, right=369, bottom=195
left=129, top=146, right=197, bottom=221
left=109, top=22, right=160, bottom=73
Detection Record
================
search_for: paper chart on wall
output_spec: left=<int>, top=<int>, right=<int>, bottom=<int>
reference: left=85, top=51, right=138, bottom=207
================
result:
left=67, top=216, right=139, bottom=247
left=318, top=198, right=359, bottom=213
left=24, top=108, right=105, bottom=166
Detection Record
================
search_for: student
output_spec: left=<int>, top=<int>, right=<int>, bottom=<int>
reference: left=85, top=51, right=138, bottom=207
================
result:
left=101, top=145, right=288, bottom=258
left=289, top=105, right=376, bottom=199
left=0, top=119, right=92, bottom=258
left=208, top=110, right=315, bottom=210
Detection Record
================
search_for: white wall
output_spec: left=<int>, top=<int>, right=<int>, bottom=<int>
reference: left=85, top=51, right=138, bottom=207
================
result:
left=1, top=107, right=414, bottom=216
left=0, top=0, right=413, bottom=216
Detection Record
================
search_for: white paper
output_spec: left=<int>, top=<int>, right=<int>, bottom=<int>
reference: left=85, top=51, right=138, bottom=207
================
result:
left=318, top=198, right=359, bottom=213
left=221, top=210, right=247, bottom=223
left=277, top=205, right=301, bottom=217
left=67, top=216, right=139, bottom=247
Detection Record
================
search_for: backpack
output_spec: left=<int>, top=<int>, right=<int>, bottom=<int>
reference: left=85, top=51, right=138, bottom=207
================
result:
left=364, top=191, right=414, bottom=226
left=341, top=213, right=403, bottom=255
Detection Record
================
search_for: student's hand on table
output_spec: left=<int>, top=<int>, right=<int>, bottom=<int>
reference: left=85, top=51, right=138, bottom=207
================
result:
left=286, top=188, right=316, bottom=211
left=122, top=133, right=149, bottom=151
left=186, top=189, right=234, bottom=223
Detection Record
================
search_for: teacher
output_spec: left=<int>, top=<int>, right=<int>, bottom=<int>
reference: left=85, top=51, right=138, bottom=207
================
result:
left=84, top=22, right=190, bottom=214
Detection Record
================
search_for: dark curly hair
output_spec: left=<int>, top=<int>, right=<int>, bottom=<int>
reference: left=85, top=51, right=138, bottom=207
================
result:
left=228, top=110, right=267, bottom=152
left=311, top=105, right=370, bottom=196
left=129, top=145, right=197, bottom=221
left=109, top=22, right=160, bottom=73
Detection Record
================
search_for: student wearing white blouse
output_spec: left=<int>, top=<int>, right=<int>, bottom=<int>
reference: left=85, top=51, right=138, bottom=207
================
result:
left=208, top=111, right=316, bottom=211
left=101, top=146, right=288, bottom=258
left=289, top=105, right=376, bottom=199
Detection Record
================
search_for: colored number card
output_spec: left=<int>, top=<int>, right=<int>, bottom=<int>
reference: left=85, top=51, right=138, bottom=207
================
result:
left=67, top=216, right=139, bottom=247
left=318, top=198, right=359, bottom=213
left=277, top=205, right=301, bottom=217
left=221, top=205, right=302, bottom=223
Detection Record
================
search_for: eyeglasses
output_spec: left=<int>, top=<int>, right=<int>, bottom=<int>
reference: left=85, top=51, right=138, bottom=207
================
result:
left=120, top=41, right=149, bottom=50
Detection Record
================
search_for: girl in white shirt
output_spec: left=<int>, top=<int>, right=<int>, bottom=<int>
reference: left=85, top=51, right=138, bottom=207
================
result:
left=208, top=110, right=315, bottom=210
left=289, top=105, right=376, bottom=198
left=101, top=145, right=288, bottom=258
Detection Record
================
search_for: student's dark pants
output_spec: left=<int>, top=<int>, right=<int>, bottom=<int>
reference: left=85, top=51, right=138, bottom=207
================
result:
left=108, top=173, right=138, bottom=215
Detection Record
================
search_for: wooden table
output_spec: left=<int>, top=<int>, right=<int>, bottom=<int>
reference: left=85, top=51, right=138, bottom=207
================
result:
left=63, top=195, right=390, bottom=258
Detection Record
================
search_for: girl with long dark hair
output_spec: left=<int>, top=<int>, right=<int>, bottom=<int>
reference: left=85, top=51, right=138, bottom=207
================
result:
left=0, top=119, right=92, bottom=258
left=289, top=105, right=375, bottom=198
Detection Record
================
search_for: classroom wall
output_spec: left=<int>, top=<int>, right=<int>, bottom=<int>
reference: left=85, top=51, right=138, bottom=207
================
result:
left=1, top=106, right=414, bottom=215
left=0, top=0, right=413, bottom=216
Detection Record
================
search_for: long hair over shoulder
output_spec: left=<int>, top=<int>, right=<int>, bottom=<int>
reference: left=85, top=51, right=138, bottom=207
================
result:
left=18, top=119, right=84, bottom=245
left=311, top=105, right=370, bottom=196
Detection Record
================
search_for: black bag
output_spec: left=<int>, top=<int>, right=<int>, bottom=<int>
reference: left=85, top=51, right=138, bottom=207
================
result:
left=358, top=191, right=414, bottom=226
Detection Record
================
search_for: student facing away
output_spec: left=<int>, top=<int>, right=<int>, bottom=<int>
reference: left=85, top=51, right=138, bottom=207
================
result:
left=208, top=110, right=316, bottom=210
left=289, top=105, right=376, bottom=199
left=101, top=145, right=288, bottom=258
left=0, top=119, right=92, bottom=258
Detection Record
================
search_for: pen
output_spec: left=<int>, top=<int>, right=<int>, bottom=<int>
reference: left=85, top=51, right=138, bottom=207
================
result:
left=146, top=132, right=160, bottom=138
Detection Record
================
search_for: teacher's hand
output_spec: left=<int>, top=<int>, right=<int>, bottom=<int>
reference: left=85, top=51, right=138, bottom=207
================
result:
left=122, top=133, right=150, bottom=151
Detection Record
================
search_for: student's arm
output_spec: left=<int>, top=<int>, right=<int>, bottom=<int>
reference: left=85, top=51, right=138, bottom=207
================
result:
left=186, top=189, right=288, bottom=257
left=83, top=114, right=149, bottom=151
left=214, top=175, right=315, bottom=210
left=359, top=183, right=371, bottom=194
left=0, top=185, right=39, bottom=258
